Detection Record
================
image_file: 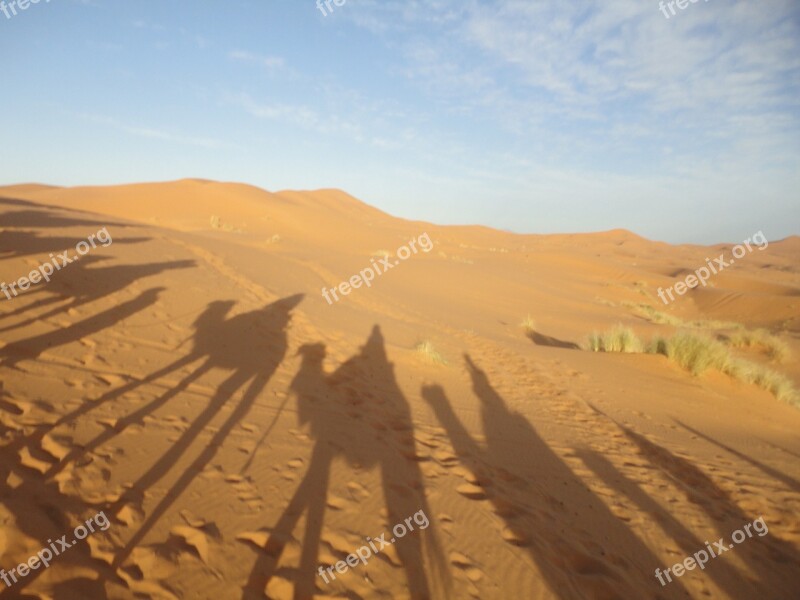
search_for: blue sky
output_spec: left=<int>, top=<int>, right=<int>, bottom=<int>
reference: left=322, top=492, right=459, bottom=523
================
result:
left=1, top=0, right=798, bottom=243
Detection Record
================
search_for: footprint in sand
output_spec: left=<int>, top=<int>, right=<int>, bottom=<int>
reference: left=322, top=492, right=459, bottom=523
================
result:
left=345, top=480, right=371, bottom=501
left=456, top=483, right=489, bottom=501
left=450, top=551, right=484, bottom=583
left=500, top=525, right=531, bottom=547
left=326, top=495, right=350, bottom=510
left=226, top=476, right=263, bottom=510
left=18, top=446, right=55, bottom=474
left=169, top=525, right=212, bottom=564
left=432, top=448, right=459, bottom=465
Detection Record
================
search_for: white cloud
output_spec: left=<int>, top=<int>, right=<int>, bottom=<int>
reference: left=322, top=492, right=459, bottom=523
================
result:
left=344, top=0, right=800, bottom=166
left=229, top=50, right=285, bottom=70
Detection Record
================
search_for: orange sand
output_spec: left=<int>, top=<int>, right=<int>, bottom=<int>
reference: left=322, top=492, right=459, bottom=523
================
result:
left=0, top=180, right=798, bottom=599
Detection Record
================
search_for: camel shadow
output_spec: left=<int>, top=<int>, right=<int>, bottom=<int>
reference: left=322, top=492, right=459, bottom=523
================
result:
left=673, top=419, right=800, bottom=493
left=87, top=294, right=304, bottom=568
left=243, top=326, right=449, bottom=599
left=422, top=355, right=690, bottom=599
left=0, top=257, right=194, bottom=332
left=588, top=404, right=800, bottom=598
left=0, top=287, right=165, bottom=370
left=2, top=293, right=304, bottom=595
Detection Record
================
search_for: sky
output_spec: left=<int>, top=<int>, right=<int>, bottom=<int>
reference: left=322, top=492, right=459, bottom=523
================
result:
left=1, top=0, right=799, bottom=244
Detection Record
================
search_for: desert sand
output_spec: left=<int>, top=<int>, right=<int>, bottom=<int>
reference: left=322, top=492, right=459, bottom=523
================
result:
left=0, top=180, right=798, bottom=599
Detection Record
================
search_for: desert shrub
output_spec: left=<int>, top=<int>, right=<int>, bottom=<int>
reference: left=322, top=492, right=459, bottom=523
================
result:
left=728, top=360, right=798, bottom=404
left=650, top=332, right=798, bottom=405
left=586, top=325, right=643, bottom=354
left=647, top=336, right=670, bottom=356
left=586, top=332, right=603, bottom=352
left=584, top=326, right=798, bottom=405
left=728, top=329, right=790, bottom=364
left=655, top=332, right=732, bottom=375
left=414, top=341, right=447, bottom=365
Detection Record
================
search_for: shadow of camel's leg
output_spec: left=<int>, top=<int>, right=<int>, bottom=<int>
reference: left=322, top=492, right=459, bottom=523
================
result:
left=46, top=359, right=212, bottom=478
left=244, top=442, right=333, bottom=599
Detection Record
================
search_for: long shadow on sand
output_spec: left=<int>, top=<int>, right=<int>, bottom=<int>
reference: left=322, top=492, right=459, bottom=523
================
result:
left=673, top=419, right=800, bottom=493
left=0, top=287, right=165, bottom=370
left=44, top=295, right=304, bottom=569
left=588, top=405, right=800, bottom=598
left=0, top=229, right=149, bottom=262
left=575, top=448, right=755, bottom=598
left=0, top=405, right=121, bottom=599
left=1, top=293, right=303, bottom=594
left=0, top=288, right=169, bottom=596
left=526, top=329, right=580, bottom=349
left=0, top=257, right=195, bottom=333
left=422, top=355, right=691, bottom=599
left=242, top=326, right=449, bottom=600
left=0, top=208, right=129, bottom=230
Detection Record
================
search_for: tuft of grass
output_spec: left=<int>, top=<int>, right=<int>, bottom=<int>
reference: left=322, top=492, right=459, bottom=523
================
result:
left=414, top=341, right=447, bottom=365
left=585, top=326, right=799, bottom=405
left=585, top=325, right=643, bottom=354
left=646, top=332, right=799, bottom=405
left=693, top=319, right=745, bottom=331
left=646, top=336, right=670, bottom=356
left=587, top=332, right=603, bottom=352
left=595, top=297, right=617, bottom=307
left=731, top=361, right=798, bottom=404
left=520, top=315, right=536, bottom=332
left=652, top=331, right=732, bottom=375
left=727, top=329, right=791, bottom=364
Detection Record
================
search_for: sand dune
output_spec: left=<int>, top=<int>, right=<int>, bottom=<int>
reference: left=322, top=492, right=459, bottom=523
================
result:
left=0, top=181, right=798, bottom=599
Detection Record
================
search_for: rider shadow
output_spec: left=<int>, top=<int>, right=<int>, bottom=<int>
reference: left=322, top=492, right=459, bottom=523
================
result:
left=422, top=355, right=691, bottom=599
left=244, top=326, right=449, bottom=600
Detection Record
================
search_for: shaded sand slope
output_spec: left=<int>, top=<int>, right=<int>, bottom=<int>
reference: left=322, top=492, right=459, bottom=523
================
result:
left=0, top=182, right=798, bottom=599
